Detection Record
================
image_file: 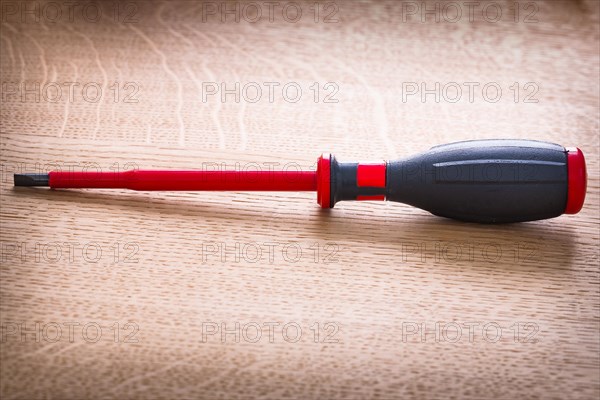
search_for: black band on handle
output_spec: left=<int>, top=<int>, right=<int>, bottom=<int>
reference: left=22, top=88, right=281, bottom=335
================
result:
left=385, top=139, right=568, bottom=223
left=330, top=157, right=386, bottom=205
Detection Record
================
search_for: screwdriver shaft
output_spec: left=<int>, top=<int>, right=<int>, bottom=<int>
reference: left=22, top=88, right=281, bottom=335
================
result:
left=47, top=170, right=318, bottom=191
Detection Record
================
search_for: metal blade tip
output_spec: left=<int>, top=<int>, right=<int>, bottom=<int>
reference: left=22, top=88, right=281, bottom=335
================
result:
left=14, top=173, right=49, bottom=187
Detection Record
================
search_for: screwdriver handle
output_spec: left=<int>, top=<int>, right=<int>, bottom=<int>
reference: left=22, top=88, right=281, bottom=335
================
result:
left=319, top=139, right=587, bottom=223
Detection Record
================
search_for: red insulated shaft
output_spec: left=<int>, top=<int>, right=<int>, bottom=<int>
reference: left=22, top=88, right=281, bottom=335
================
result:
left=49, top=170, right=318, bottom=191
left=46, top=155, right=332, bottom=207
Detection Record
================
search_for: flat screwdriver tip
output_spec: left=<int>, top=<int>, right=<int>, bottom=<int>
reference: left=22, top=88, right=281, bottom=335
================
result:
left=14, top=173, right=49, bottom=187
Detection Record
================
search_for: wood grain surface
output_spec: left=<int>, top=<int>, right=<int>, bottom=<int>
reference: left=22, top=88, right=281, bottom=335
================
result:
left=1, top=0, right=599, bottom=399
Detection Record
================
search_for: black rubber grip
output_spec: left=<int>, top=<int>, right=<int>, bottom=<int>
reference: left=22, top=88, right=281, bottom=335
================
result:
left=385, top=139, right=568, bottom=223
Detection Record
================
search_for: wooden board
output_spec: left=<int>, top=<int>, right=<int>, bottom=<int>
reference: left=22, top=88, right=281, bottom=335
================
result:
left=1, top=1, right=599, bottom=399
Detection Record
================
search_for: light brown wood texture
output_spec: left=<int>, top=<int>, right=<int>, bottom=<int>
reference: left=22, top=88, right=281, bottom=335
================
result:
left=1, top=1, right=599, bottom=399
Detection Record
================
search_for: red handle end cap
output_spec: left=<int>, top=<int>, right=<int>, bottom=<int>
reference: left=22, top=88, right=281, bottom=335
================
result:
left=564, top=147, right=587, bottom=214
left=317, top=153, right=331, bottom=208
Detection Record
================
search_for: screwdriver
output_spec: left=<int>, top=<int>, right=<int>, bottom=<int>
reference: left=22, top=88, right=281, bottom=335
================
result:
left=14, top=139, right=587, bottom=223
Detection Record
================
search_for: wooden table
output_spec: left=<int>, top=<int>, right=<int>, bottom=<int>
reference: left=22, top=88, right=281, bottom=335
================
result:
left=1, top=1, right=599, bottom=399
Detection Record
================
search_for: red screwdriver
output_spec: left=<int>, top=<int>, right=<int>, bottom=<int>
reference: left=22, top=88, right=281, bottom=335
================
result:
left=14, top=139, right=587, bottom=223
